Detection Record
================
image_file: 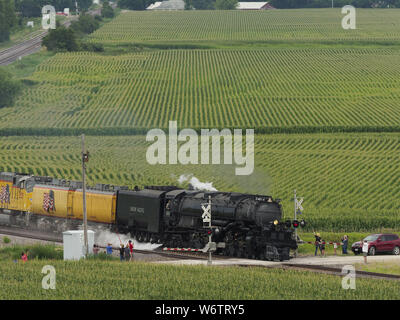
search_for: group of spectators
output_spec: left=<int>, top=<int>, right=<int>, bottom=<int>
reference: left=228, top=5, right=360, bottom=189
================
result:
left=95, top=240, right=134, bottom=261
left=313, top=233, right=349, bottom=256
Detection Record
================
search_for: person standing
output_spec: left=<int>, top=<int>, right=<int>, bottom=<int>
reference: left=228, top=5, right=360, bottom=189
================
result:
left=21, top=252, right=28, bottom=262
left=128, top=240, right=134, bottom=261
left=342, top=235, right=348, bottom=254
left=362, top=240, right=369, bottom=263
left=119, top=244, right=125, bottom=262
left=106, top=243, right=113, bottom=255
left=314, top=232, right=321, bottom=256
left=320, top=240, right=326, bottom=257
left=93, top=244, right=100, bottom=255
left=124, top=244, right=131, bottom=262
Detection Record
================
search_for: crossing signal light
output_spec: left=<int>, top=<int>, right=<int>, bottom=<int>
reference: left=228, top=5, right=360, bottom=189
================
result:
left=292, top=220, right=299, bottom=228
left=300, top=219, right=306, bottom=228
left=207, top=229, right=213, bottom=236
left=83, top=151, right=89, bottom=162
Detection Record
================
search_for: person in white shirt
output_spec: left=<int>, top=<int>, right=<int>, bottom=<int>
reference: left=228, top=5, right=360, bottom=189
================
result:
left=362, top=240, right=369, bottom=263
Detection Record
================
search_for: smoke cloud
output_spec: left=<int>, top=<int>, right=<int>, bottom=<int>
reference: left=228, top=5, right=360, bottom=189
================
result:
left=178, top=174, right=218, bottom=191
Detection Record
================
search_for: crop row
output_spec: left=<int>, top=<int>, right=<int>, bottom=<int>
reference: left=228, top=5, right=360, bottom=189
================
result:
left=1, top=48, right=400, bottom=132
left=0, top=133, right=398, bottom=231
left=89, top=9, right=400, bottom=45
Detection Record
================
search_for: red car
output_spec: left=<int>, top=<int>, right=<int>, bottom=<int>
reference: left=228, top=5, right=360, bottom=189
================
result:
left=351, top=234, right=400, bottom=256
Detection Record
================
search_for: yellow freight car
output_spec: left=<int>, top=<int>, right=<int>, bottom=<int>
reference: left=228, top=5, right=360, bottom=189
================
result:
left=31, top=184, right=116, bottom=224
left=32, top=184, right=72, bottom=219
left=71, top=189, right=116, bottom=224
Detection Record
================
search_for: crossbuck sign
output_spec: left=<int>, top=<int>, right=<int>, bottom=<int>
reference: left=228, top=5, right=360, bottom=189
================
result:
left=295, top=197, right=304, bottom=213
left=201, top=203, right=211, bottom=223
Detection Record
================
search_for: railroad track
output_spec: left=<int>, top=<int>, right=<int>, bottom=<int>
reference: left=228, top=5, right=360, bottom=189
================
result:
left=281, top=263, right=400, bottom=281
left=0, top=5, right=111, bottom=66
left=1, top=225, right=399, bottom=281
left=0, top=225, right=209, bottom=260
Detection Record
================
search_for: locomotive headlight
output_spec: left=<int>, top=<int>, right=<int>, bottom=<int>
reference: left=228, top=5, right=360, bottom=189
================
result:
left=273, top=220, right=279, bottom=225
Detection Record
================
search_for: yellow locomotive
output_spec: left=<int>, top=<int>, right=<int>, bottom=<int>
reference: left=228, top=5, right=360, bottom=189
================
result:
left=0, top=172, right=119, bottom=230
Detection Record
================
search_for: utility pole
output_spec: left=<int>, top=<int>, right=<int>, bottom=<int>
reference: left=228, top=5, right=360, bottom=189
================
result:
left=81, top=134, right=89, bottom=257
left=294, top=189, right=297, bottom=257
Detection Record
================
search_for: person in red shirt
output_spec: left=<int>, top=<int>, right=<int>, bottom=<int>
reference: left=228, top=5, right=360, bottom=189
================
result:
left=128, top=240, right=134, bottom=261
left=21, top=252, right=28, bottom=262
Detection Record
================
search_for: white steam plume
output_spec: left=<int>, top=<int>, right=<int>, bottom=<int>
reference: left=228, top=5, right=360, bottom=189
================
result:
left=178, top=174, right=218, bottom=192
left=94, top=227, right=162, bottom=251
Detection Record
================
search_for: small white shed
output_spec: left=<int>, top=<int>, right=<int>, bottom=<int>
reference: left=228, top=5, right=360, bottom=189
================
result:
left=63, top=230, right=94, bottom=260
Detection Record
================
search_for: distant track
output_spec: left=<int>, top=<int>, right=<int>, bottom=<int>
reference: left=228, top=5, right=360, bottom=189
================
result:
left=0, top=6, right=108, bottom=66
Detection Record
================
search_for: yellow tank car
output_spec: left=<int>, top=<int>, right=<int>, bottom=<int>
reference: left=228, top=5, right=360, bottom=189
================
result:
left=32, top=184, right=72, bottom=219
left=71, top=189, right=116, bottom=224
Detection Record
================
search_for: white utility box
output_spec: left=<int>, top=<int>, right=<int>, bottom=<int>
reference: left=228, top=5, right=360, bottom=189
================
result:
left=63, top=230, right=94, bottom=260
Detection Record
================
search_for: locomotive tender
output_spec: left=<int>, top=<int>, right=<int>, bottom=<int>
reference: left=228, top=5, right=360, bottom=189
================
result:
left=0, top=171, right=299, bottom=261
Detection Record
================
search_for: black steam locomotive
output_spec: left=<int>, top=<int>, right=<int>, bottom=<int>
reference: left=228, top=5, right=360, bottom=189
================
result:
left=0, top=170, right=301, bottom=261
left=116, top=186, right=300, bottom=261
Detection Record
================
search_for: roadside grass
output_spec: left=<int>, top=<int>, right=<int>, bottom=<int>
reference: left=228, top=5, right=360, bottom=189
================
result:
left=0, top=244, right=63, bottom=261
left=1, top=259, right=400, bottom=299
left=2, top=50, right=54, bottom=79
left=355, top=261, right=400, bottom=276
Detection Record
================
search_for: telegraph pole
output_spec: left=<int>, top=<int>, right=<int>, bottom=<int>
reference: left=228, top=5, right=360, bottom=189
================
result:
left=294, top=189, right=298, bottom=257
left=81, top=134, right=89, bottom=257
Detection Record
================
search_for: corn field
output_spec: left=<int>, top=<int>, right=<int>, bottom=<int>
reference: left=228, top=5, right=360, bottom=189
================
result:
left=0, top=133, right=398, bottom=232
left=0, top=260, right=399, bottom=299
left=89, top=9, right=400, bottom=45
left=1, top=48, right=400, bottom=133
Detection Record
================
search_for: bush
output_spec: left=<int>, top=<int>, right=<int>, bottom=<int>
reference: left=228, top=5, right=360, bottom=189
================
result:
left=102, top=1, right=114, bottom=18
left=3, top=236, right=11, bottom=244
left=80, top=42, right=104, bottom=52
left=0, top=70, right=21, bottom=108
left=71, top=14, right=100, bottom=35
left=86, top=252, right=116, bottom=260
left=42, top=26, right=79, bottom=52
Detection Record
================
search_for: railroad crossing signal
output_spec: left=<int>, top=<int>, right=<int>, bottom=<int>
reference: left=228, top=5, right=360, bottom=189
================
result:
left=295, top=197, right=304, bottom=213
left=201, top=203, right=211, bottom=223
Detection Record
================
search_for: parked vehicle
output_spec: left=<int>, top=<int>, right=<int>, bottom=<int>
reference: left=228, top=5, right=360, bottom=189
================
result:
left=351, top=234, right=400, bottom=256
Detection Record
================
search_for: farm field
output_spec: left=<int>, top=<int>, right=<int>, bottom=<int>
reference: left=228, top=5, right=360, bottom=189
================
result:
left=89, top=9, right=400, bottom=46
left=2, top=47, right=400, bottom=133
left=0, top=133, right=398, bottom=232
left=1, top=259, right=399, bottom=299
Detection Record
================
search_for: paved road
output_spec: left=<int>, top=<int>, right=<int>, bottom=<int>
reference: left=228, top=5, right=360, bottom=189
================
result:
left=0, top=5, right=113, bottom=66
